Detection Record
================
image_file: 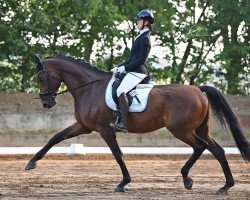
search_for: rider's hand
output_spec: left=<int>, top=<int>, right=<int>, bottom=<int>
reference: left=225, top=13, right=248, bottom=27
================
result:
left=110, top=66, right=125, bottom=74
left=110, top=67, right=118, bottom=73
left=117, top=66, right=125, bottom=73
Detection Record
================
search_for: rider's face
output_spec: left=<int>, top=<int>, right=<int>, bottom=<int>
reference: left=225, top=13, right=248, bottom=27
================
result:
left=137, top=19, right=148, bottom=30
left=137, top=19, right=144, bottom=30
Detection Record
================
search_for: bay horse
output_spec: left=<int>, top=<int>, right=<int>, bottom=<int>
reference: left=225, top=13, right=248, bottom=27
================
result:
left=26, top=54, right=250, bottom=195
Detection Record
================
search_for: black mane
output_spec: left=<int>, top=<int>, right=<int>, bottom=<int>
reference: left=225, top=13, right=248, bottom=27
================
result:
left=45, top=54, right=104, bottom=73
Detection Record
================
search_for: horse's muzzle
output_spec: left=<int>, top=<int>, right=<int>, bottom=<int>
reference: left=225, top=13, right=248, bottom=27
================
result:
left=42, top=98, right=56, bottom=109
left=39, top=91, right=57, bottom=109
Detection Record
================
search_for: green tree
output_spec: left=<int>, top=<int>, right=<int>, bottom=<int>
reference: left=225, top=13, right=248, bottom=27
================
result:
left=211, top=0, right=249, bottom=94
left=0, top=0, right=249, bottom=95
left=152, top=0, right=216, bottom=84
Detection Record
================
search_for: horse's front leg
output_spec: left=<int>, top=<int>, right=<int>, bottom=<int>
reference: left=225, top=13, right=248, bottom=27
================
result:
left=99, top=127, right=131, bottom=192
left=25, top=122, right=91, bottom=170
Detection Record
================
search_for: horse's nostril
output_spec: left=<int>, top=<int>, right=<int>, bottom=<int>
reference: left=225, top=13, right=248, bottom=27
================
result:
left=43, top=103, right=48, bottom=108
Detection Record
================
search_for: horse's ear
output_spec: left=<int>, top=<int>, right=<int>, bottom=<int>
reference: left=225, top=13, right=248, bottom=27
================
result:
left=34, top=54, right=44, bottom=72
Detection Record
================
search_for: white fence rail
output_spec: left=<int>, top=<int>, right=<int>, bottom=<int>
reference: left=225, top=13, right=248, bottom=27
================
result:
left=0, top=144, right=240, bottom=155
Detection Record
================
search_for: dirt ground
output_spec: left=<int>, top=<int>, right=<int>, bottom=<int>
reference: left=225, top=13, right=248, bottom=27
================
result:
left=0, top=154, right=249, bottom=200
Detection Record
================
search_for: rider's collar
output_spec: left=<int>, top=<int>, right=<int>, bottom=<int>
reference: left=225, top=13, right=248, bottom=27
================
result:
left=134, top=27, right=150, bottom=41
left=139, top=27, right=149, bottom=35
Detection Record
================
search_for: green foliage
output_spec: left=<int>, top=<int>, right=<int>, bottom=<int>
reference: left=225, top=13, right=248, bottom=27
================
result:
left=0, top=0, right=249, bottom=94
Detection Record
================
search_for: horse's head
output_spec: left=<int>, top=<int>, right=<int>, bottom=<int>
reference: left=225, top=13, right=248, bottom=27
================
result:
left=34, top=55, right=62, bottom=109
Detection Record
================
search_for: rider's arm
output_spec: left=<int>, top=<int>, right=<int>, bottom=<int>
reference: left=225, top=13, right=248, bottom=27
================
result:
left=118, top=57, right=131, bottom=67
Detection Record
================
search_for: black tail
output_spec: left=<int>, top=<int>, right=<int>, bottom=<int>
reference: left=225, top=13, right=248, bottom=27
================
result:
left=199, top=86, right=250, bottom=161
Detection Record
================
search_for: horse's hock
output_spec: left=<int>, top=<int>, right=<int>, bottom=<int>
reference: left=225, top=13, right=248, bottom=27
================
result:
left=0, top=92, right=249, bottom=147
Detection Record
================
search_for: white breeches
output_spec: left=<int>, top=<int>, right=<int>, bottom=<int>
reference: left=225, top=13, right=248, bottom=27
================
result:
left=116, top=72, right=147, bottom=97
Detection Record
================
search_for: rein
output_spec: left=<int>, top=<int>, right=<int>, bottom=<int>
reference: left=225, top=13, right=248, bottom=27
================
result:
left=35, top=79, right=103, bottom=100
left=56, top=79, right=103, bottom=95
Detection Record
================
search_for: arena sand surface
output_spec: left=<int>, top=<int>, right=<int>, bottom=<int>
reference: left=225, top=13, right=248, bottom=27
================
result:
left=0, top=154, right=249, bottom=200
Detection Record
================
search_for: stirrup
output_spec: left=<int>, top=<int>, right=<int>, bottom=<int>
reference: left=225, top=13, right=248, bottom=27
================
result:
left=110, top=122, right=120, bottom=132
left=109, top=123, right=127, bottom=133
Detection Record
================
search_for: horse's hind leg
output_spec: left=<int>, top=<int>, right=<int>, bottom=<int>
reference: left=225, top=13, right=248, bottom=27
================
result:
left=196, top=115, right=234, bottom=195
left=25, top=122, right=91, bottom=170
left=179, top=133, right=208, bottom=190
left=178, top=105, right=211, bottom=190
left=205, top=138, right=234, bottom=195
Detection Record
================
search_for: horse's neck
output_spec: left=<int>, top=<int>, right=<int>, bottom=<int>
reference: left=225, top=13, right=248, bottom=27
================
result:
left=58, top=62, right=110, bottom=97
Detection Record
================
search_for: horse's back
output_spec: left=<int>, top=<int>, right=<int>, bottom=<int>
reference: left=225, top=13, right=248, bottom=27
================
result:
left=151, top=84, right=206, bottom=102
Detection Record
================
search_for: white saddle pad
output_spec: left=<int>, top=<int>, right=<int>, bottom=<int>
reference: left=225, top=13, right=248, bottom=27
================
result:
left=105, top=76, right=154, bottom=112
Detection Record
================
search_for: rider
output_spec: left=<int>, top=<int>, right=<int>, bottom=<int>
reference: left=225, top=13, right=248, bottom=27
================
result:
left=110, top=9, right=154, bottom=133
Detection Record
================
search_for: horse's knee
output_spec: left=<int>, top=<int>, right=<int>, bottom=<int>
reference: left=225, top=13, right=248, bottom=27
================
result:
left=49, top=131, right=68, bottom=144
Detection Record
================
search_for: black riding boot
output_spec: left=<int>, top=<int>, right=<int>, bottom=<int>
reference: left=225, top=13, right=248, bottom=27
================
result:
left=114, top=93, right=129, bottom=133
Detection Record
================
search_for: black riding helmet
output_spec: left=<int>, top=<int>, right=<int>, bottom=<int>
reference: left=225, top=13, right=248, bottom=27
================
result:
left=136, top=9, right=154, bottom=24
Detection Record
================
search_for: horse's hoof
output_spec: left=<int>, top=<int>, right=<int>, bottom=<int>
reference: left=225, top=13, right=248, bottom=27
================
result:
left=184, top=177, right=193, bottom=190
left=114, top=186, right=125, bottom=192
left=216, top=188, right=228, bottom=195
left=25, top=161, right=37, bottom=170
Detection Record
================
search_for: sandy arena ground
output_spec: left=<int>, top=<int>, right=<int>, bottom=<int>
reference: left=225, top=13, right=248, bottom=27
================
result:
left=0, top=154, right=249, bottom=200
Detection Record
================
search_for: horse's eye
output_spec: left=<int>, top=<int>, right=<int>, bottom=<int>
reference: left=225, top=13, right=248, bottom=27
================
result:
left=38, top=77, right=44, bottom=83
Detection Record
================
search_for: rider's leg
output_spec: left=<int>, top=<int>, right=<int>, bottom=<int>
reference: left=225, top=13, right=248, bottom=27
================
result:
left=116, top=72, right=147, bottom=96
left=113, top=72, right=146, bottom=133
left=115, top=93, right=129, bottom=133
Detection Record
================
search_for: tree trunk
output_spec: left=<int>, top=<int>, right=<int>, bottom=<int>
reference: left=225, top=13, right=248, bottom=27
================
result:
left=224, top=20, right=241, bottom=94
